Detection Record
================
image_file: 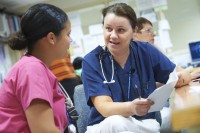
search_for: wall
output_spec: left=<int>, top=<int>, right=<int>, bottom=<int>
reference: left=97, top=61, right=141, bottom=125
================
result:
left=163, top=0, right=200, bottom=66
left=1, top=0, right=200, bottom=68
left=80, top=5, right=103, bottom=35
left=74, top=0, right=200, bottom=66
left=165, top=0, right=200, bottom=52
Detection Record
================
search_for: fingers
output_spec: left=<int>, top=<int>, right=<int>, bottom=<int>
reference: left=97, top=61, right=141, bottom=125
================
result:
left=138, top=104, right=152, bottom=116
left=131, top=99, right=154, bottom=116
left=138, top=106, right=150, bottom=116
left=134, top=98, right=154, bottom=105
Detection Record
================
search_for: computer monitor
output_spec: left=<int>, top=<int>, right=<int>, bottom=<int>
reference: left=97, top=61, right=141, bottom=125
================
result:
left=189, top=41, right=200, bottom=63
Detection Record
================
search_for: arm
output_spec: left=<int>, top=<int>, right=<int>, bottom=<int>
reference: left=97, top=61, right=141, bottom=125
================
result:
left=145, top=43, right=190, bottom=87
left=25, top=99, right=62, bottom=133
left=91, top=95, right=154, bottom=117
left=190, top=69, right=200, bottom=80
left=175, top=66, right=191, bottom=88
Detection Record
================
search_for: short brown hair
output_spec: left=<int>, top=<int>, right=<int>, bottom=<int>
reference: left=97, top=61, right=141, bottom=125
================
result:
left=136, top=17, right=152, bottom=33
left=102, top=3, right=137, bottom=29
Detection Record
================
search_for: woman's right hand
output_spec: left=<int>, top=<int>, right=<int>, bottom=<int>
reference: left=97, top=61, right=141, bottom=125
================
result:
left=129, top=98, right=154, bottom=116
left=91, top=95, right=154, bottom=117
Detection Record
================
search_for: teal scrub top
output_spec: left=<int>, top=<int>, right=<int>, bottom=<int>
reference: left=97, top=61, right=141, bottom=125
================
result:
left=82, top=41, right=176, bottom=126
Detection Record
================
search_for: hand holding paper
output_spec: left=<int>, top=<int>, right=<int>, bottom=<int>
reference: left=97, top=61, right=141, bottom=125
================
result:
left=148, top=68, right=178, bottom=113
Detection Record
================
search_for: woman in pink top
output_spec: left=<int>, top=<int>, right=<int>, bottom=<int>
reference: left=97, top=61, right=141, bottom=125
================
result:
left=0, top=3, right=72, bottom=133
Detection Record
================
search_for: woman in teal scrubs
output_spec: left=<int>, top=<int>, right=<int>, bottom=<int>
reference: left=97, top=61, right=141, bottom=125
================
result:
left=82, top=3, right=191, bottom=133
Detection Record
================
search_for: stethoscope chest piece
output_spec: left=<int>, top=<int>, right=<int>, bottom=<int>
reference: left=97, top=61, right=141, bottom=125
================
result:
left=103, top=79, right=115, bottom=84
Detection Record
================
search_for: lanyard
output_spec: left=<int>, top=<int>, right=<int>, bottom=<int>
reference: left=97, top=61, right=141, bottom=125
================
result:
left=115, top=55, right=132, bottom=101
left=115, top=44, right=142, bottom=101
left=131, top=43, right=142, bottom=98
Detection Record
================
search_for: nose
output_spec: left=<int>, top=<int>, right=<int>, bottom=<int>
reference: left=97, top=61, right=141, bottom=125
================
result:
left=151, top=34, right=156, bottom=38
left=110, top=30, right=118, bottom=38
left=152, top=31, right=156, bottom=37
left=69, top=36, right=72, bottom=42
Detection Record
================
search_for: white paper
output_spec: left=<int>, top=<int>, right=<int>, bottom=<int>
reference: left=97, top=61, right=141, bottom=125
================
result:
left=189, top=86, right=200, bottom=94
left=148, top=68, right=178, bottom=112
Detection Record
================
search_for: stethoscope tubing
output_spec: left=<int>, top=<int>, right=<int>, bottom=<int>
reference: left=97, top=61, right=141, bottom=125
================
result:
left=99, top=42, right=142, bottom=100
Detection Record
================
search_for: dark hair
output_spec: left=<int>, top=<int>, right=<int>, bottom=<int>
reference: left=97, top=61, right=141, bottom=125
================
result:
left=72, top=57, right=83, bottom=70
left=136, top=17, right=152, bottom=33
left=102, top=3, right=137, bottom=29
left=8, top=3, right=69, bottom=51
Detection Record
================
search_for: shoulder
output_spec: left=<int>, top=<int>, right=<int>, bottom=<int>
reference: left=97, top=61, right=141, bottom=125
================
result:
left=9, top=55, right=53, bottom=79
left=83, top=45, right=103, bottom=62
left=131, top=41, right=157, bottom=51
left=19, top=56, right=48, bottom=72
left=130, top=41, right=158, bottom=57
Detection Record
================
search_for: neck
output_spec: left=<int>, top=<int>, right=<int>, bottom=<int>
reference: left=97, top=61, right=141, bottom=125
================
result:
left=112, top=48, right=130, bottom=69
left=29, top=42, right=54, bottom=67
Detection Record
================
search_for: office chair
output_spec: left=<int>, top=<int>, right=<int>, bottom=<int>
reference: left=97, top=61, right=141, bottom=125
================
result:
left=73, top=84, right=90, bottom=133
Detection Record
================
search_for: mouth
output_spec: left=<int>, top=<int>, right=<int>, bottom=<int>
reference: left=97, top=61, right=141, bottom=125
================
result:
left=109, top=41, right=120, bottom=45
left=149, top=38, right=154, bottom=42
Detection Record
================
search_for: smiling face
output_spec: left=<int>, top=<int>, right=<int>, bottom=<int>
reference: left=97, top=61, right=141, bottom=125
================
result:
left=103, top=13, right=135, bottom=56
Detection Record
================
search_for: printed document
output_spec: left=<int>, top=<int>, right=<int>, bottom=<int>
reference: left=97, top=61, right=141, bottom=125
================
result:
left=148, top=68, right=178, bottom=112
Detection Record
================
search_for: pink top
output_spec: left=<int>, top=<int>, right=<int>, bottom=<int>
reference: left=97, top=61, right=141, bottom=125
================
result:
left=0, top=55, right=67, bottom=132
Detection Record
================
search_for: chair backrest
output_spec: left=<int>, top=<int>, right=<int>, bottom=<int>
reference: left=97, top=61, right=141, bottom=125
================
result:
left=73, top=84, right=90, bottom=133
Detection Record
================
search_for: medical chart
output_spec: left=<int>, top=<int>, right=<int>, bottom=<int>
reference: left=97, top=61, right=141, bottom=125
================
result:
left=148, top=68, right=178, bottom=113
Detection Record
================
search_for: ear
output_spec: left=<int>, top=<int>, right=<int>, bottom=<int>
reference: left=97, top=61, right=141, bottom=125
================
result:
left=132, top=32, right=138, bottom=41
left=132, top=27, right=138, bottom=41
left=46, top=32, right=56, bottom=45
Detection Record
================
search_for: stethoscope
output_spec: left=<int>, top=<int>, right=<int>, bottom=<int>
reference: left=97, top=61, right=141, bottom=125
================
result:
left=99, top=48, right=115, bottom=84
left=99, top=42, right=142, bottom=100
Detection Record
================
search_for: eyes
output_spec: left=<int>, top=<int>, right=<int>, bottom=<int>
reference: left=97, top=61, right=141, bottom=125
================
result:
left=67, top=33, right=71, bottom=37
left=140, top=28, right=154, bottom=34
left=66, top=32, right=71, bottom=38
left=105, top=26, right=126, bottom=34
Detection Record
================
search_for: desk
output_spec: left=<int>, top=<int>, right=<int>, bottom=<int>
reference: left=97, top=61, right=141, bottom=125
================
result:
left=171, top=81, right=200, bottom=132
left=187, top=67, right=200, bottom=73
